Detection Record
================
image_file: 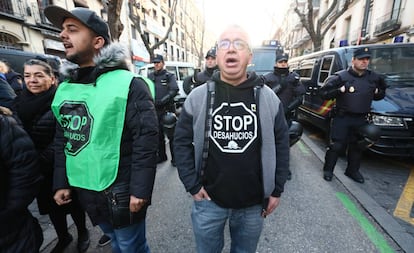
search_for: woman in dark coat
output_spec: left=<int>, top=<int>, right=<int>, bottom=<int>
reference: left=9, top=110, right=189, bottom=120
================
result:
left=0, top=107, right=43, bottom=253
left=14, top=59, right=89, bottom=253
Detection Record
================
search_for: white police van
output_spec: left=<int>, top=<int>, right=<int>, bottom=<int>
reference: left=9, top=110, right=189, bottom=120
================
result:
left=137, top=61, right=196, bottom=105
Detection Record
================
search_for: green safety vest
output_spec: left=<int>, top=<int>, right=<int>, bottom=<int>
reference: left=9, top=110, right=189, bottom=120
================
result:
left=51, top=69, right=154, bottom=191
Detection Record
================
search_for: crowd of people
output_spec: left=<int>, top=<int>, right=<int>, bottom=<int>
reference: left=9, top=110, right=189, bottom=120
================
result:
left=0, top=5, right=385, bottom=253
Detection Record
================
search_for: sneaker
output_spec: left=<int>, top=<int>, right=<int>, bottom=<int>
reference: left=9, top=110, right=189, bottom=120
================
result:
left=98, top=234, right=111, bottom=247
left=51, top=233, right=73, bottom=253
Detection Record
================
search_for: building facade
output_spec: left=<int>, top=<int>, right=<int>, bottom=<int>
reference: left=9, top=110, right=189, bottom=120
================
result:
left=0, top=0, right=210, bottom=72
left=276, top=0, right=414, bottom=57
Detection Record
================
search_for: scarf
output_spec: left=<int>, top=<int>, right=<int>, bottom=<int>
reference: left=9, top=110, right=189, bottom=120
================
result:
left=15, top=86, right=56, bottom=131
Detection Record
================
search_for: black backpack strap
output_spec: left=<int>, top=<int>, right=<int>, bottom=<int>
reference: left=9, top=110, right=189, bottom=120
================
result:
left=201, top=81, right=215, bottom=176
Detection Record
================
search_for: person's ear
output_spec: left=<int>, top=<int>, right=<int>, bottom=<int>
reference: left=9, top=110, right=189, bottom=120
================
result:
left=93, top=36, right=106, bottom=50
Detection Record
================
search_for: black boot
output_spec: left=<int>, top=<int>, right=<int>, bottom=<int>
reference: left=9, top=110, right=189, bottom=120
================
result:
left=344, top=144, right=364, bottom=183
left=323, top=148, right=338, bottom=181
left=51, top=233, right=73, bottom=253
left=77, top=230, right=90, bottom=252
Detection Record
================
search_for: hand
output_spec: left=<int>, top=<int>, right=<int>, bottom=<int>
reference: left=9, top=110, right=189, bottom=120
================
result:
left=0, top=106, right=12, bottom=115
left=339, top=85, right=346, bottom=93
left=261, top=196, right=280, bottom=218
left=54, top=189, right=72, bottom=205
left=129, top=195, right=147, bottom=212
left=192, top=187, right=211, bottom=201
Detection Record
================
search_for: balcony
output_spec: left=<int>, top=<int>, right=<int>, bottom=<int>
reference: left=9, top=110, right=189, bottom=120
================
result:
left=0, top=0, right=25, bottom=22
left=373, top=11, right=401, bottom=37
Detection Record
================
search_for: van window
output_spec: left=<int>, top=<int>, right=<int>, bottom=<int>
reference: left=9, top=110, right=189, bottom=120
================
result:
left=177, top=66, right=194, bottom=80
left=299, top=59, right=315, bottom=79
left=247, top=47, right=276, bottom=75
left=369, top=46, right=414, bottom=86
left=165, top=66, right=176, bottom=76
left=155, top=65, right=194, bottom=81
left=318, top=56, right=334, bottom=85
left=299, top=68, right=313, bottom=79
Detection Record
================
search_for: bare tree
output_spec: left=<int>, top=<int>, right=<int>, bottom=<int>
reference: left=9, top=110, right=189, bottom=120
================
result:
left=294, top=0, right=351, bottom=51
left=128, top=0, right=178, bottom=61
left=106, top=0, right=124, bottom=41
left=182, top=7, right=205, bottom=67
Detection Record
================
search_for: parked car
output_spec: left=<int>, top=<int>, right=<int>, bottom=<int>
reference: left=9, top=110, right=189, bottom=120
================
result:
left=137, top=61, right=195, bottom=105
left=289, top=43, right=414, bottom=157
left=0, top=48, right=61, bottom=77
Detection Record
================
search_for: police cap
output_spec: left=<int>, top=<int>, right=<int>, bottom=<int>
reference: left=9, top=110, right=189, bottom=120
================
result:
left=276, top=53, right=289, bottom=63
left=353, top=47, right=371, bottom=59
left=152, top=54, right=164, bottom=63
left=205, top=48, right=216, bottom=59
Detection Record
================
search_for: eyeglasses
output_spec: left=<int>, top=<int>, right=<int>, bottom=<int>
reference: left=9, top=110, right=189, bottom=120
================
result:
left=217, top=39, right=250, bottom=51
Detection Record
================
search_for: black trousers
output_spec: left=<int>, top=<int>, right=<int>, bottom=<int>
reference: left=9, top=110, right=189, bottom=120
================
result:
left=157, top=110, right=174, bottom=160
left=323, top=114, right=367, bottom=173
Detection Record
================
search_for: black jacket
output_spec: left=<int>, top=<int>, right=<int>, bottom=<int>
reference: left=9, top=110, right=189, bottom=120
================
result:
left=53, top=43, right=159, bottom=225
left=320, top=67, right=386, bottom=114
left=14, top=86, right=58, bottom=214
left=0, top=113, right=43, bottom=251
left=148, top=69, right=178, bottom=110
left=0, top=78, right=16, bottom=109
left=263, top=67, right=305, bottom=114
left=5, top=71, right=24, bottom=96
left=182, top=66, right=219, bottom=95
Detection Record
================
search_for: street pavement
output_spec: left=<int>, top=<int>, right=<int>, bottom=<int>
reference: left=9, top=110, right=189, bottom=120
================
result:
left=30, top=135, right=413, bottom=252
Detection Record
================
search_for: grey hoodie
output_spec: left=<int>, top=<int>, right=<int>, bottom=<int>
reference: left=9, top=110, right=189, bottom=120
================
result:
left=174, top=71, right=290, bottom=205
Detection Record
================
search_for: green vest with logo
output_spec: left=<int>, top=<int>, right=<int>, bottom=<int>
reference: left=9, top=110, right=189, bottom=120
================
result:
left=51, top=69, right=154, bottom=191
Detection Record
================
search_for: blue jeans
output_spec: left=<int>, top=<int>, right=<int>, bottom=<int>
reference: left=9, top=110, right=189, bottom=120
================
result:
left=191, top=199, right=264, bottom=253
left=99, top=220, right=150, bottom=253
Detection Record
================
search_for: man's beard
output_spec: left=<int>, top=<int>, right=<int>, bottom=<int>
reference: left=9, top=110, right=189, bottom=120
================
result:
left=66, top=48, right=93, bottom=66
left=67, top=53, right=81, bottom=65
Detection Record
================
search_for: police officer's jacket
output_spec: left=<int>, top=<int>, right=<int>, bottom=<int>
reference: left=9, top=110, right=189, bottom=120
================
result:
left=263, top=67, right=305, bottom=112
left=183, top=66, right=219, bottom=95
left=320, top=67, right=386, bottom=114
left=196, top=66, right=218, bottom=85
left=148, top=69, right=178, bottom=108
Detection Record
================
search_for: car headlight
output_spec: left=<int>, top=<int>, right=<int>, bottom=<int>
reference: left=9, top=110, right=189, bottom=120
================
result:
left=371, top=115, right=404, bottom=127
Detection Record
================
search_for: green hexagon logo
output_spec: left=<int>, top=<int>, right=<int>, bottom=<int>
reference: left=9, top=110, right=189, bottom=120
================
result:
left=58, top=101, right=93, bottom=156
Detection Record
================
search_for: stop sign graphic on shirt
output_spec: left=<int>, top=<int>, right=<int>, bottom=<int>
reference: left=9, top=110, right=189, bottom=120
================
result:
left=211, top=102, right=257, bottom=153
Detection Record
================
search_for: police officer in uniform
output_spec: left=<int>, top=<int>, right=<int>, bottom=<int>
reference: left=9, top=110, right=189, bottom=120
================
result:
left=264, top=53, right=305, bottom=124
left=148, top=54, right=179, bottom=165
left=264, top=53, right=305, bottom=180
left=182, top=47, right=219, bottom=94
left=319, top=47, right=386, bottom=183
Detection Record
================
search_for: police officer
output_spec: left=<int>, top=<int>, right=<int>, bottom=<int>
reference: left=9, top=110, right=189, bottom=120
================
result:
left=319, top=47, right=386, bottom=183
left=148, top=54, right=179, bottom=165
left=263, top=53, right=305, bottom=180
left=264, top=53, right=305, bottom=124
left=182, top=47, right=219, bottom=94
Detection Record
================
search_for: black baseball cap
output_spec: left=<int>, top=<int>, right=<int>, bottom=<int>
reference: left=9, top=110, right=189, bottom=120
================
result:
left=44, top=6, right=111, bottom=45
left=152, top=54, right=164, bottom=63
left=276, top=53, right=289, bottom=62
left=353, top=47, right=371, bottom=59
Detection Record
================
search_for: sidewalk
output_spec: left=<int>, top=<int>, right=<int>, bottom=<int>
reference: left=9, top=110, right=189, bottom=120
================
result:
left=29, top=201, right=111, bottom=253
